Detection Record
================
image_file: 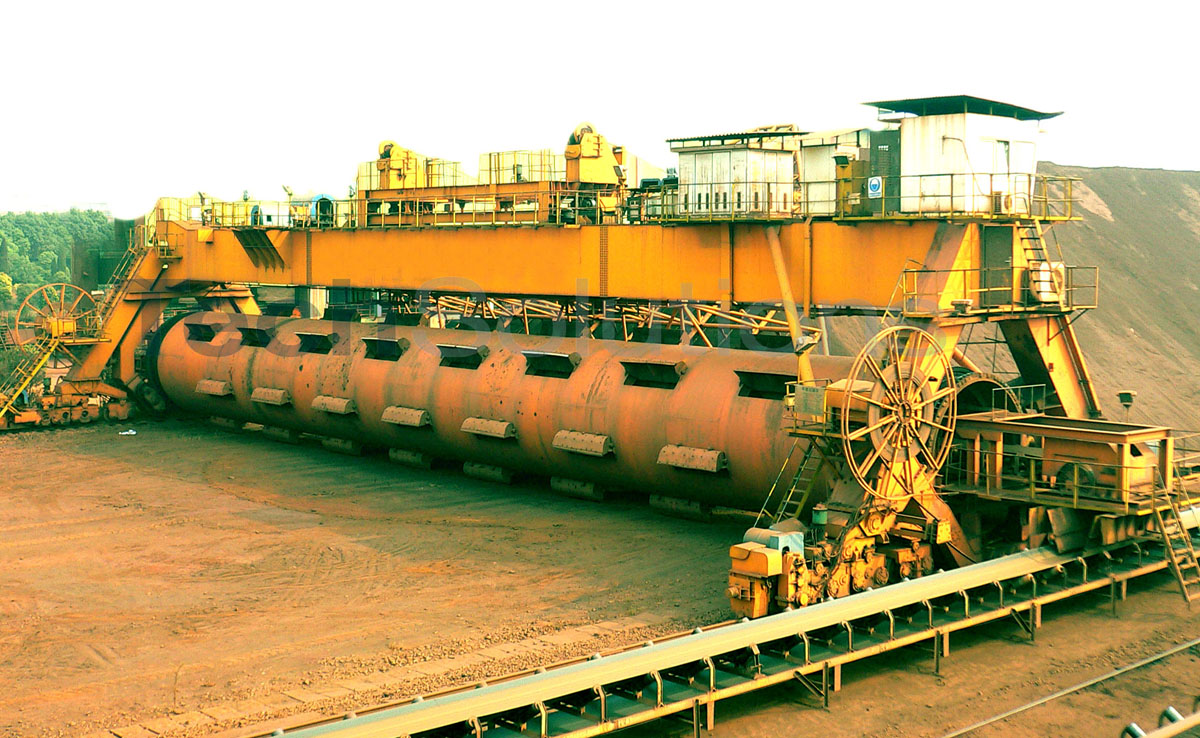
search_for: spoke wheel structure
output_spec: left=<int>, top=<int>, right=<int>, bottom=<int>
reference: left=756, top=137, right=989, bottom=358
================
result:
left=840, top=325, right=956, bottom=501
left=15, top=283, right=98, bottom=347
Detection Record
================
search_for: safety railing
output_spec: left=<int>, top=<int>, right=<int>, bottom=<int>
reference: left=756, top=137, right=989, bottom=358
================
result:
left=629, top=180, right=795, bottom=223
left=153, top=197, right=206, bottom=224
left=150, top=186, right=623, bottom=230
left=987, top=384, right=1047, bottom=419
left=630, top=172, right=1078, bottom=223
left=796, top=172, right=1080, bottom=221
left=361, top=186, right=618, bottom=228
left=476, top=150, right=566, bottom=185
left=899, top=265, right=1099, bottom=317
left=167, top=198, right=362, bottom=229
left=356, top=158, right=479, bottom=192
left=943, top=442, right=1163, bottom=509
left=151, top=196, right=349, bottom=229
left=148, top=172, right=1081, bottom=233
left=784, top=379, right=835, bottom=436
left=353, top=150, right=567, bottom=192
left=1172, top=432, right=1200, bottom=480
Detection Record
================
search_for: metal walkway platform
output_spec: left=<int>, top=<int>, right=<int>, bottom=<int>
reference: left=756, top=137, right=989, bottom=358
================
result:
left=255, top=511, right=1198, bottom=738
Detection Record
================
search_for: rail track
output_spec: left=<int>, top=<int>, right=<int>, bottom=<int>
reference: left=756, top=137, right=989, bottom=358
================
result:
left=235, top=515, right=1198, bottom=738
left=942, top=634, right=1200, bottom=737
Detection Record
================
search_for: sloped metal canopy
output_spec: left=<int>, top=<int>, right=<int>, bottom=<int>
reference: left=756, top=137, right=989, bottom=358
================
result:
left=865, top=95, right=1062, bottom=121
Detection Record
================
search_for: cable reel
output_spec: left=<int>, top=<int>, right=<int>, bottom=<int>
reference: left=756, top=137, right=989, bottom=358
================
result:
left=839, top=325, right=957, bottom=501
left=14, top=283, right=98, bottom=346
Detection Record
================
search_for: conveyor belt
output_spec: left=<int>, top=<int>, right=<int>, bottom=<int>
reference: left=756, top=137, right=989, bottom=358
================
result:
left=257, top=522, right=1196, bottom=738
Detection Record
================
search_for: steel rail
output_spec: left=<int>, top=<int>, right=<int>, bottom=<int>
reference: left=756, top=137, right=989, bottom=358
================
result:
left=257, top=526, right=1195, bottom=738
left=942, top=635, right=1200, bottom=737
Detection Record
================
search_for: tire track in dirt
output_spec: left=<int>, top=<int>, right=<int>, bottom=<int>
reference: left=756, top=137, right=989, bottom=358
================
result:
left=0, top=602, right=542, bottom=714
left=0, top=511, right=143, bottom=534
left=0, top=518, right=181, bottom=550
left=0, top=420, right=733, bottom=735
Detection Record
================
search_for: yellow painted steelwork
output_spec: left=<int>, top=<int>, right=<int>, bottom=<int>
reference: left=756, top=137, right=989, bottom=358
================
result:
left=141, top=214, right=1098, bottom=427
left=28, top=211, right=1097, bottom=427
left=157, top=219, right=944, bottom=306
left=4, top=117, right=1101, bottom=440
left=563, top=123, right=624, bottom=185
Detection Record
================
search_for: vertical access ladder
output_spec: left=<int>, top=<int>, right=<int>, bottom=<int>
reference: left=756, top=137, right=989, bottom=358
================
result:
left=1152, top=487, right=1200, bottom=606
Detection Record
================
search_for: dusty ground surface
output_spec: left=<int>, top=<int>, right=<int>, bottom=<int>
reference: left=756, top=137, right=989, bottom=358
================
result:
left=1, top=420, right=1197, bottom=738
left=0, top=419, right=736, bottom=737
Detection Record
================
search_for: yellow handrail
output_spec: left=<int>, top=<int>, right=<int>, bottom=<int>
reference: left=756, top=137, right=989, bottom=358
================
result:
left=0, top=337, right=60, bottom=419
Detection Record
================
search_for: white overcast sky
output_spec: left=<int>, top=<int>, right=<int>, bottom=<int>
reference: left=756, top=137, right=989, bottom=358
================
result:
left=0, top=0, right=1194, bottom=217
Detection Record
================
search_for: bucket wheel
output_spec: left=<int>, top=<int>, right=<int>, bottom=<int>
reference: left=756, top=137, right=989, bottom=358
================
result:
left=15, top=283, right=97, bottom=347
left=840, top=325, right=956, bottom=501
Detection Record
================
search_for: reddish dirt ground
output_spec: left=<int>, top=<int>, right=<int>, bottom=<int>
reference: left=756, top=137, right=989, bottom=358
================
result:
left=0, top=420, right=735, bottom=737
left=0, top=419, right=1197, bottom=738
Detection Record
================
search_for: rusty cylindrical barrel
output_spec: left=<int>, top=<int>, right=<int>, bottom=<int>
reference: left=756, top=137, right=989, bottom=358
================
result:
left=149, top=312, right=858, bottom=510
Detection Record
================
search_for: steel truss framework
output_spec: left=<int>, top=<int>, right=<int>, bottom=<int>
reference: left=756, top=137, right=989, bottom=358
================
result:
left=370, top=293, right=817, bottom=349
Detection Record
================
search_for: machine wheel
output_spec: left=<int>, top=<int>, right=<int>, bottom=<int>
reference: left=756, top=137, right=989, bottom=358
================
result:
left=134, top=378, right=168, bottom=413
left=841, top=325, right=957, bottom=501
left=15, top=283, right=98, bottom=346
left=1054, top=462, right=1097, bottom=493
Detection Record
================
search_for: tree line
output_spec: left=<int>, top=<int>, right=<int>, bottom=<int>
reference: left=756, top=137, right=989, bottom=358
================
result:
left=0, top=209, right=114, bottom=312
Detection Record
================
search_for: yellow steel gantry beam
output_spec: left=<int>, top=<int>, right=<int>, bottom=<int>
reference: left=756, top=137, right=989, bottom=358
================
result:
left=161, top=220, right=943, bottom=308
left=59, top=214, right=1102, bottom=419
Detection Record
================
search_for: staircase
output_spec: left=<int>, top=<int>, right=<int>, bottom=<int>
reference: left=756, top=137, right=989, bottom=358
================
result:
left=0, top=220, right=165, bottom=421
left=756, top=438, right=832, bottom=527
left=1152, top=487, right=1200, bottom=606
left=1017, top=220, right=1065, bottom=298
left=0, top=335, right=61, bottom=419
left=1009, top=220, right=1103, bottom=418
left=1018, top=219, right=1063, bottom=264
left=90, top=230, right=154, bottom=335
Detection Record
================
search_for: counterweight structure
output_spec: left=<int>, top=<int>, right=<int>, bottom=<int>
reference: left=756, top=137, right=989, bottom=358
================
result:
left=4, top=94, right=1198, bottom=614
